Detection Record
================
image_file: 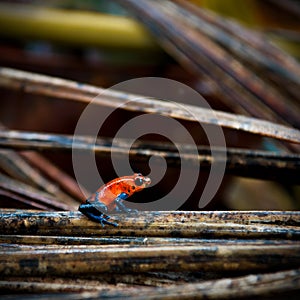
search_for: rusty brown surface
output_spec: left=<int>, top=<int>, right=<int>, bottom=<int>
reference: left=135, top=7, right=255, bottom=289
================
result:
left=0, top=175, right=76, bottom=211
left=20, top=151, right=85, bottom=202
left=0, top=126, right=79, bottom=206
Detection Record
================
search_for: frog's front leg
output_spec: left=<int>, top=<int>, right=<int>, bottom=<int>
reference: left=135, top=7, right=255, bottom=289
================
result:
left=114, top=192, right=138, bottom=213
left=79, top=193, right=117, bottom=227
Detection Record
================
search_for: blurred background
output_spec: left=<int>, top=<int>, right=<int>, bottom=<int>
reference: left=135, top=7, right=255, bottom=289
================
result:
left=0, top=0, right=300, bottom=211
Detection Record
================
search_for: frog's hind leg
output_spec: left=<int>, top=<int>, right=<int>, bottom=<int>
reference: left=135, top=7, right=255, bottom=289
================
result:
left=78, top=201, right=117, bottom=227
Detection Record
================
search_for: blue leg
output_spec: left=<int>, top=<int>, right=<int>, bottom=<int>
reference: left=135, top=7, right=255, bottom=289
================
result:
left=114, top=192, right=138, bottom=213
left=79, top=196, right=117, bottom=227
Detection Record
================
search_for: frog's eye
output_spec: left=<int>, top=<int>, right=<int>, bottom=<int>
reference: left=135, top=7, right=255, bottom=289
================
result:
left=134, top=177, right=144, bottom=186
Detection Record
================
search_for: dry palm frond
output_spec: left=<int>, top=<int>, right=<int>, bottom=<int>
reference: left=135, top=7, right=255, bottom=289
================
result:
left=116, top=0, right=300, bottom=131
left=1, top=210, right=299, bottom=239
left=0, top=129, right=299, bottom=183
left=0, top=67, right=299, bottom=145
left=0, top=268, right=300, bottom=298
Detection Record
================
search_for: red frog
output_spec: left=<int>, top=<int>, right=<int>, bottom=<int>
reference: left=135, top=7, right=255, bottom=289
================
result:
left=78, top=173, right=151, bottom=227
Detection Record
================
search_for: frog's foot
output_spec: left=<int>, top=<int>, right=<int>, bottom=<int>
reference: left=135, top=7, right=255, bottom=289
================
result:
left=78, top=202, right=118, bottom=227
left=114, top=192, right=138, bottom=213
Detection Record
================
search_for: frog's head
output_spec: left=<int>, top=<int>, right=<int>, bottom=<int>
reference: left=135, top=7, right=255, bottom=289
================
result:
left=132, top=173, right=151, bottom=191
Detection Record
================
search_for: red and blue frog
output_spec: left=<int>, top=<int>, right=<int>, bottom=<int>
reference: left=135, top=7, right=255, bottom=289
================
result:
left=79, top=173, right=151, bottom=226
